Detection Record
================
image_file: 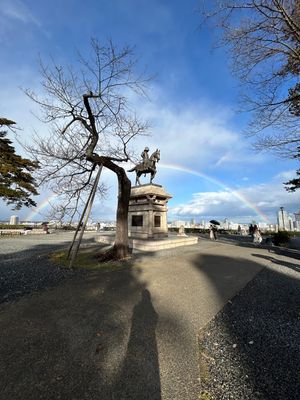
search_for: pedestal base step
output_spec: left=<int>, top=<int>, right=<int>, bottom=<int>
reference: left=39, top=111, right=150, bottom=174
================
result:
left=96, top=233, right=198, bottom=252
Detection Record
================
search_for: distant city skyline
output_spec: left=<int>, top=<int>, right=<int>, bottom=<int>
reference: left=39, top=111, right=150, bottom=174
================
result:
left=2, top=206, right=300, bottom=230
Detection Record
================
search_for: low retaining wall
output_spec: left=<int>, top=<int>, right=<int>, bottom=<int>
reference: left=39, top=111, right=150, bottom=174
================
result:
left=0, top=229, right=23, bottom=236
left=0, top=229, right=47, bottom=236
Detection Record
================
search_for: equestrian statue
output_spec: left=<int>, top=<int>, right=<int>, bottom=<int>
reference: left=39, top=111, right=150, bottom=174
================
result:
left=128, top=147, right=160, bottom=186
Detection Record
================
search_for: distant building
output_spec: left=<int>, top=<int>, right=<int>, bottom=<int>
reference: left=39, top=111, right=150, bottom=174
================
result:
left=267, top=224, right=277, bottom=232
left=258, top=222, right=267, bottom=230
left=277, top=207, right=289, bottom=230
left=229, top=222, right=239, bottom=230
left=288, top=214, right=294, bottom=231
left=171, top=220, right=186, bottom=228
left=295, top=211, right=300, bottom=231
left=10, top=215, right=19, bottom=225
left=222, top=218, right=229, bottom=230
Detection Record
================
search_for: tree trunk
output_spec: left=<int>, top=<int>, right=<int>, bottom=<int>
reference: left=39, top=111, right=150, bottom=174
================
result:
left=112, top=166, right=131, bottom=259
left=86, top=156, right=132, bottom=260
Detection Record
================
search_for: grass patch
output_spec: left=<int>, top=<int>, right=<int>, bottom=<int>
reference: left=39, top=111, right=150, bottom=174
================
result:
left=198, top=332, right=214, bottom=390
left=50, top=245, right=131, bottom=271
left=198, top=391, right=212, bottom=400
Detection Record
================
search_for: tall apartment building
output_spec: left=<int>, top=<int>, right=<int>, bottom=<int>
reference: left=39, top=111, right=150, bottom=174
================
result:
left=10, top=215, right=19, bottom=225
left=295, top=211, right=300, bottom=231
left=288, top=214, right=294, bottom=231
left=277, top=207, right=290, bottom=230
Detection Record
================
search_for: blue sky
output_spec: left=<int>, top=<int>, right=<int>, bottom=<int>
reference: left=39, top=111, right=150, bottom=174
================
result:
left=0, top=0, right=299, bottom=224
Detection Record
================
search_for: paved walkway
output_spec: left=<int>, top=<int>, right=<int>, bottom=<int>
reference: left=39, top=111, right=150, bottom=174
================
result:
left=0, top=236, right=298, bottom=399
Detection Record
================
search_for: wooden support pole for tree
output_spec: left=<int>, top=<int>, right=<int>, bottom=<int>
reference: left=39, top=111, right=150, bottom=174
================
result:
left=67, top=185, right=96, bottom=260
left=69, top=165, right=103, bottom=268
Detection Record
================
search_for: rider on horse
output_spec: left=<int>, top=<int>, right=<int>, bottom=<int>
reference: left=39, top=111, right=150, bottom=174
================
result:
left=141, top=147, right=150, bottom=169
left=127, top=147, right=160, bottom=186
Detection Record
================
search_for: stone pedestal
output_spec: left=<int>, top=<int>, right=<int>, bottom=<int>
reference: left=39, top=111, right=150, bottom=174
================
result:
left=128, top=184, right=172, bottom=239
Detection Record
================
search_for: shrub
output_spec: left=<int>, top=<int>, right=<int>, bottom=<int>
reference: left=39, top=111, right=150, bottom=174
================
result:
left=61, top=225, right=76, bottom=231
left=272, top=231, right=291, bottom=246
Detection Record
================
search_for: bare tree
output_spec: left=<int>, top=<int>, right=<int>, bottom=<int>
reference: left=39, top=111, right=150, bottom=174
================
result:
left=202, top=0, right=300, bottom=158
left=25, top=39, right=150, bottom=259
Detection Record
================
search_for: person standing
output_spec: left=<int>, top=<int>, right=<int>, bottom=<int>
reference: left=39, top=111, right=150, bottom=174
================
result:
left=253, top=225, right=262, bottom=244
left=209, top=225, right=214, bottom=240
left=209, top=224, right=218, bottom=240
left=43, top=223, right=49, bottom=234
left=249, top=224, right=254, bottom=237
left=212, top=225, right=218, bottom=240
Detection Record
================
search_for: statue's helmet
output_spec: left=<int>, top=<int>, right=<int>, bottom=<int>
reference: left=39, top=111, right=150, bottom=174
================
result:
left=144, top=147, right=149, bottom=151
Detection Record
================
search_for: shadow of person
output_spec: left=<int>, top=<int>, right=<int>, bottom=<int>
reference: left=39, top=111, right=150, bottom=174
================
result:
left=112, top=289, right=161, bottom=399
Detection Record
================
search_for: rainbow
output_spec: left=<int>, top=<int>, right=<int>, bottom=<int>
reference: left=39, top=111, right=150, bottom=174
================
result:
left=160, top=163, right=271, bottom=223
left=26, top=192, right=58, bottom=221
left=25, top=163, right=270, bottom=223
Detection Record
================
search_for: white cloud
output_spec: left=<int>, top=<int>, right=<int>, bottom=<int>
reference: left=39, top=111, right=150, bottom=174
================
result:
left=0, top=0, right=40, bottom=25
left=128, top=88, right=265, bottom=172
left=214, top=152, right=232, bottom=167
left=273, top=170, right=297, bottom=181
left=170, top=180, right=300, bottom=223
left=0, top=0, right=43, bottom=45
left=0, top=64, right=264, bottom=176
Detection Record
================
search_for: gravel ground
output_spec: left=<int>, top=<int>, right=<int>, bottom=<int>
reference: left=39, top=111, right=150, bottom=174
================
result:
left=198, top=253, right=300, bottom=400
left=0, top=232, right=97, bottom=303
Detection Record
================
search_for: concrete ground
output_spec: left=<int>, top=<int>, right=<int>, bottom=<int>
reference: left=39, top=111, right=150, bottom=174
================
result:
left=0, top=233, right=299, bottom=399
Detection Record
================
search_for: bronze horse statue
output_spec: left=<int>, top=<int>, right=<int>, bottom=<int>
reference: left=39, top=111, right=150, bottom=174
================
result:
left=128, top=149, right=160, bottom=186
